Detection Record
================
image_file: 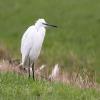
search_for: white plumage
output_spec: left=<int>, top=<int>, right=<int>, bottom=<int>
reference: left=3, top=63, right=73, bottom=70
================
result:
left=21, top=18, right=57, bottom=80
left=21, top=20, right=46, bottom=66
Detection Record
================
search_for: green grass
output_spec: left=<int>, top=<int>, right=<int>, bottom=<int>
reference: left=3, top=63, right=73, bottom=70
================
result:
left=0, top=72, right=99, bottom=100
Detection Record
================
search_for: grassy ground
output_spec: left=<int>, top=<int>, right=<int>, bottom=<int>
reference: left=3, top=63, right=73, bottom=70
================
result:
left=0, top=72, right=99, bottom=100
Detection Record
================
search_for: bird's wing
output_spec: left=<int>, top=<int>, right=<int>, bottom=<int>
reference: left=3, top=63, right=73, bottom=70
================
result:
left=21, top=25, right=36, bottom=56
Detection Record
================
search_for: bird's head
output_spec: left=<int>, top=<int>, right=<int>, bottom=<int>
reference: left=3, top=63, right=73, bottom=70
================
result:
left=35, top=18, right=57, bottom=28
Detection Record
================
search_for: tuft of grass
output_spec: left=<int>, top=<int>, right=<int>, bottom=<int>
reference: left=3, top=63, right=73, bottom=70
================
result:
left=0, top=72, right=99, bottom=100
left=65, top=51, right=96, bottom=88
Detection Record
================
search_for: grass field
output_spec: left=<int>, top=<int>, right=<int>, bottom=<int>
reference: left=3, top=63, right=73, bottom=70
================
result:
left=0, top=0, right=100, bottom=99
left=0, top=72, right=99, bottom=100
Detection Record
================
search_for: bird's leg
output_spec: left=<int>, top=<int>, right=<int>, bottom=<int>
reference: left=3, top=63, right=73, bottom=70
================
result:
left=28, top=58, right=31, bottom=78
left=32, top=63, right=35, bottom=80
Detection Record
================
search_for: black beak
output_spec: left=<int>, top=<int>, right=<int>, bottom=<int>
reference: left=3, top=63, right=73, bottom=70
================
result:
left=43, top=23, right=57, bottom=28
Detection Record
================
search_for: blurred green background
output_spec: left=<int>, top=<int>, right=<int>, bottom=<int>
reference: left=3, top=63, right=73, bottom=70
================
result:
left=0, top=0, right=100, bottom=81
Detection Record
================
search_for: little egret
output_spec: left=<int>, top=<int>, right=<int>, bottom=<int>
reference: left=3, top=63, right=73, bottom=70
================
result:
left=21, top=18, right=57, bottom=80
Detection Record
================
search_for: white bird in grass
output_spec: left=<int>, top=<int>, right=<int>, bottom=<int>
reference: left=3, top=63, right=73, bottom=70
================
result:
left=21, top=18, right=57, bottom=80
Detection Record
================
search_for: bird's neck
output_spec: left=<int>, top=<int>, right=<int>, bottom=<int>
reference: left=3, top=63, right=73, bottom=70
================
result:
left=35, top=25, right=45, bottom=32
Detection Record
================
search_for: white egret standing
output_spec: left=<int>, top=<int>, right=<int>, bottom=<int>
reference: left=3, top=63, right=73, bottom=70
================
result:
left=21, top=18, right=57, bottom=80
